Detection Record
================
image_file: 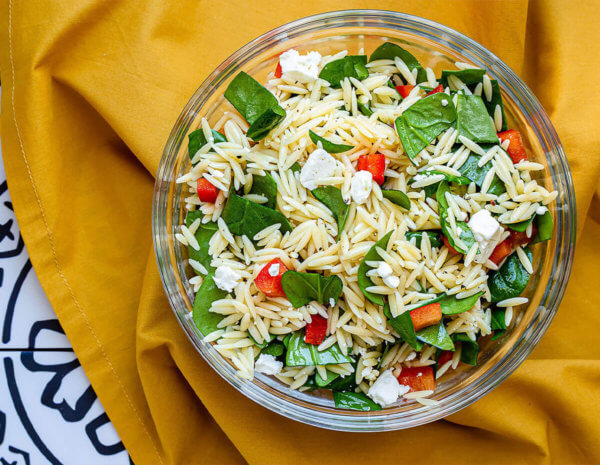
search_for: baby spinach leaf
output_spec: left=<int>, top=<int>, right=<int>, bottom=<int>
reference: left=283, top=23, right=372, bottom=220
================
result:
left=405, top=230, right=443, bottom=248
left=489, top=247, right=532, bottom=302
left=315, top=369, right=340, bottom=387
left=224, top=71, right=285, bottom=141
left=250, top=333, right=276, bottom=349
left=358, top=101, right=373, bottom=117
left=416, top=321, right=455, bottom=351
left=185, top=211, right=218, bottom=273
left=531, top=210, right=553, bottom=244
left=377, top=343, right=391, bottom=370
left=311, top=186, right=350, bottom=237
left=456, top=94, right=499, bottom=144
left=319, top=55, right=369, bottom=88
left=280, top=271, right=343, bottom=308
left=508, top=215, right=535, bottom=232
left=192, top=273, right=228, bottom=336
left=436, top=181, right=475, bottom=254
left=328, top=371, right=357, bottom=392
left=490, top=308, right=506, bottom=340
left=369, top=42, right=427, bottom=83
left=249, top=173, right=278, bottom=210
left=357, top=230, right=394, bottom=306
left=409, top=170, right=472, bottom=196
left=382, top=189, right=411, bottom=210
left=188, top=128, right=227, bottom=161
left=221, top=192, right=292, bottom=239
left=483, top=79, right=507, bottom=132
left=285, top=331, right=353, bottom=367
left=451, top=333, right=479, bottom=365
left=438, top=292, right=484, bottom=315
left=309, top=130, right=353, bottom=153
left=440, top=69, right=486, bottom=87
left=333, top=391, right=382, bottom=411
left=457, top=153, right=506, bottom=196
left=386, top=306, right=422, bottom=351
left=290, top=162, right=302, bottom=174
left=261, top=340, right=285, bottom=357
left=395, top=93, right=457, bottom=163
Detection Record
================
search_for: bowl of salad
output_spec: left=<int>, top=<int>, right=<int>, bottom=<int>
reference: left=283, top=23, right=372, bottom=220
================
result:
left=153, top=10, right=575, bottom=431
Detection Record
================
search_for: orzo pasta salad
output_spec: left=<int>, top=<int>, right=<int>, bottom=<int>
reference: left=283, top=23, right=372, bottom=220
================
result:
left=175, top=42, right=556, bottom=410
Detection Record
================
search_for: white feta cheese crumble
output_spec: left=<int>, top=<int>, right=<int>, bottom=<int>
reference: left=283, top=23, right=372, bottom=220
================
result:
left=536, top=205, right=548, bottom=215
left=213, top=265, right=241, bottom=293
left=299, top=148, right=337, bottom=190
left=268, top=263, right=280, bottom=277
left=278, top=49, right=322, bottom=83
left=455, top=210, right=468, bottom=222
left=329, top=298, right=336, bottom=307
left=367, top=370, right=407, bottom=407
left=383, top=275, right=400, bottom=288
left=350, top=170, right=373, bottom=204
left=255, top=354, right=283, bottom=375
left=468, top=209, right=504, bottom=264
left=441, top=99, right=449, bottom=106
left=376, top=261, right=393, bottom=278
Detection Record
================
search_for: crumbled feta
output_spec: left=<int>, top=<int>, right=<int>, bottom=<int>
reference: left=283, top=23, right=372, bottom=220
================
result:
left=268, top=263, right=280, bottom=277
left=329, top=298, right=336, bottom=307
left=279, top=49, right=322, bottom=83
left=376, top=261, right=393, bottom=278
left=468, top=209, right=504, bottom=264
left=412, top=173, right=427, bottom=182
left=213, top=265, right=241, bottom=292
left=441, top=99, right=449, bottom=106
left=383, top=275, right=400, bottom=288
left=367, top=370, right=406, bottom=407
left=351, top=170, right=373, bottom=204
left=536, top=206, right=548, bottom=215
left=255, top=354, right=283, bottom=375
left=299, top=148, right=337, bottom=190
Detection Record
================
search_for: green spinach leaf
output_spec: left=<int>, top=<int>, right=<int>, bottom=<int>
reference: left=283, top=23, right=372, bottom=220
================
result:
left=369, top=42, right=427, bottom=83
left=395, top=93, right=457, bottom=163
left=409, top=169, right=472, bottom=197
left=451, top=333, right=479, bottom=365
left=309, top=130, right=353, bottom=153
left=333, top=391, right=382, bottom=411
left=491, top=308, right=506, bottom=340
left=381, top=190, right=411, bottom=210
left=185, top=211, right=218, bottom=273
left=440, top=69, right=486, bottom=87
left=436, top=181, right=475, bottom=254
left=532, top=210, right=553, bottom=244
left=358, top=101, right=373, bottom=117
left=285, top=331, right=353, bottom=366
left=357, top=231, right=394, bottom=305
left=386, top=305, right=422, bottom=351
left=416, top=321, right=455, bottom=351
left=319, top=56, right=369, bottom=88
left=250, top=333, right=275, bottom=349
left=405, top=230, right=443, bottom=248
left=315, top=369, right=340, bottom=387
left=224, top=71, right=285, bottom=141
left=192, top=273, right=228, bottom=336
left=489, top=247, right=532, bottom=302
left=328, top=372, right=357, bottom=392
left=311, top=186, right=350, bottom=237
left=249, top=173, right=278, bottom=210
left=483, top=79, right=507, bottom=131
left=280, top=271, right=343, bottom=308
left=456, top=94, right=499, bottom=144
left=438, top=292, right=484, bottom=315
left=188, top=128, right=227, bottom=161
left=457, top=153, right=506, bottom=196
left=221, top=192, right=292, bottom=239
left=508, top=215, right=535, bottom=232
left=261, top=340, right=285, bottom=357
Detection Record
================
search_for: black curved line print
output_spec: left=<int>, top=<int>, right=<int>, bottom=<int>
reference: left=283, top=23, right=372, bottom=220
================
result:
left=20, top=352, right=97, bottom=423
left=0, top=410, right=5, bottom=443
left=0, top=235, right=24, bottom=260
left=2, top=260, right=32, bottom=344
left=0, top=181, right=7, bottom=196
left=3, top=357, right=62, bottom=465
left=85, top=413, right=126, bottom=456
left=7, top=446, right=31, bottom=465
left=28, top=319, right=65, bottom=349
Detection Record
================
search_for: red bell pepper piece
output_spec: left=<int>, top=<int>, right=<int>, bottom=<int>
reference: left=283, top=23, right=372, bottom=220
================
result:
left=426, top=84, right=444, bottom=96
left=274, top=61, right=282, bottom=78
left=395, top=84, right=415, bottom=98
left=437, top=350, right=453, bottom=367
left=410, top=302, right=442, bottom=331
left=442, top=235, right=460, bottom=255
left=489, top=238, right=512, bottom=265
left=305, top=314, right=328, bottom=345
left=255, top=258, right=288, bottom=298
left=498, top=129, right=527, bottom=164
left=397, top=366, right=435, bottom=392
left=357, top=153, right=385, bottom=185
left=196, top=178, right=219, bottom=203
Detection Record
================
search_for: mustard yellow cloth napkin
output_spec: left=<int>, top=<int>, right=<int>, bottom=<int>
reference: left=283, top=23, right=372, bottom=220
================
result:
left=2, top=1, right=600, bottom=464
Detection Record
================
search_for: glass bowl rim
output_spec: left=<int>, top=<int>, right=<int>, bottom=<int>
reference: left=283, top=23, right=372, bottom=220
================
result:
left=152, top=9, right=577, bottom=431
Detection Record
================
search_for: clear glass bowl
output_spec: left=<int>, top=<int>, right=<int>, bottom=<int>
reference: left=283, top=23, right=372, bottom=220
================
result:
left=152, top=10, right=576, bottom=431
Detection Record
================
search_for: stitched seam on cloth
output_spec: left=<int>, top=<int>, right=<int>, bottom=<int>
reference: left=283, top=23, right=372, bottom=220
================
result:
left=8, top=2, right=164, bottom=463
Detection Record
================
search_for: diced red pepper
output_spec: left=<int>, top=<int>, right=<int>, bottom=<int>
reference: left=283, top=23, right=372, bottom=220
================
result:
left=274, top=61, right=282, bottom=78
left=489, top=238, right=512, bottom=265
left=395, top=84, right=415, bottom=98
left=305, top=314, right=328, bottom=345
left=511, top=225, right=537, bottom=248
left=357, top=153, right=385, bottom=185
left=410, top=302, right=442, bottom=331
left=437, top=350, right=453, bottom=367
left=442, top=235, right=460, bottom=255
left=255, top=258, right=288, bottom=298
left=498, top=129, right=527, bottom=164
left=196, top=178, right=219, bottom=203
left=397, top=366, right=435, bottom=392
left=426, top=84, right=444, bottom=96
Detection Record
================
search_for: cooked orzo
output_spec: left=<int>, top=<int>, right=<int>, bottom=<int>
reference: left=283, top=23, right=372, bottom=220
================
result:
left=175, top=42, right=556, bottom=410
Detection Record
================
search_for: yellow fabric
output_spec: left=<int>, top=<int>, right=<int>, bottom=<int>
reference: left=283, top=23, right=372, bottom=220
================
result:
left=1, top=1, right=600, bottom=463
